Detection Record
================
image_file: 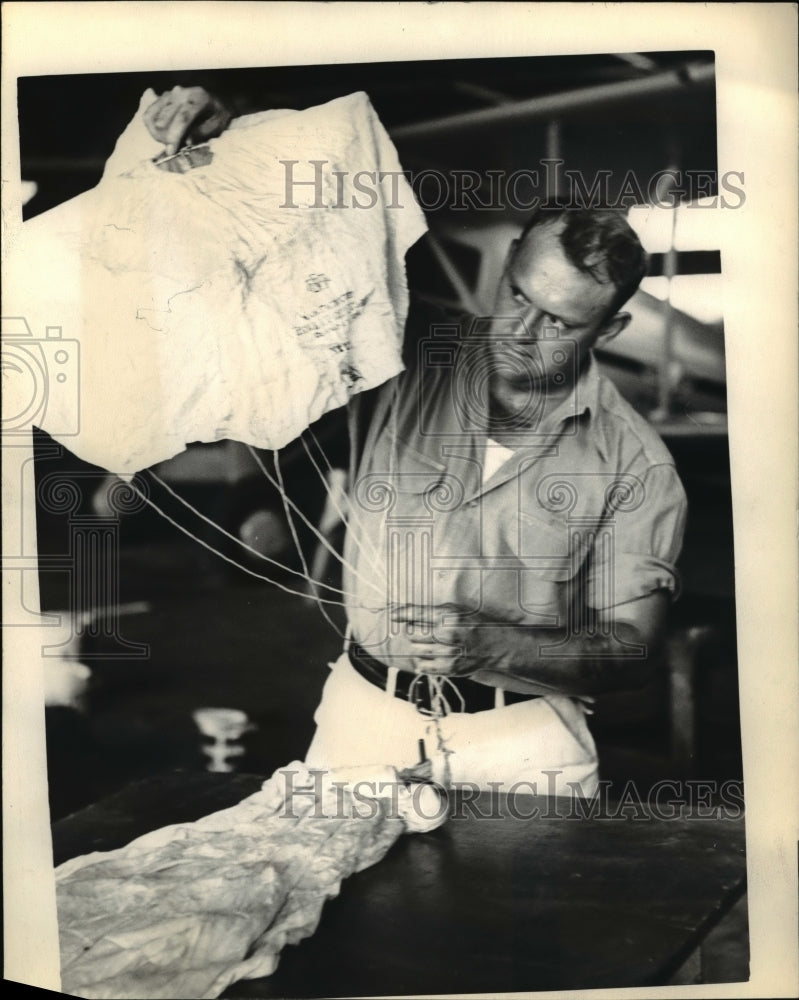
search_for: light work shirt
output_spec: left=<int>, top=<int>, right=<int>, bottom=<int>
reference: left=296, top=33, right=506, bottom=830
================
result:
left=343, top=335, right=687, bottom=694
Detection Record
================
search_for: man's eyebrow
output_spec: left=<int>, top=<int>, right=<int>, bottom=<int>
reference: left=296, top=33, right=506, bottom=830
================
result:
left=510, top=277, right=580, bottom=327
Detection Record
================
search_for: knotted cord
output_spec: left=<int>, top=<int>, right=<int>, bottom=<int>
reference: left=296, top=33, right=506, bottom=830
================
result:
left=406, top=673, right=458, bottom=791
left=407, top=672, right=466, bottom=716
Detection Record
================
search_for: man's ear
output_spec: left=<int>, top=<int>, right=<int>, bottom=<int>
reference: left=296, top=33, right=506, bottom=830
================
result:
left=596, top=311, right=631, bottom=347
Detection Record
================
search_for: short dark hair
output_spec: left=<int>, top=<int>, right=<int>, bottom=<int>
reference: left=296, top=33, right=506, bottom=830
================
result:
left=518, top=208, right=649, bottom=315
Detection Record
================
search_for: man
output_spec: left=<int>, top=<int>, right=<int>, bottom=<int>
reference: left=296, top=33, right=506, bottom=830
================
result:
left=145, top=88, right=687, bottom=797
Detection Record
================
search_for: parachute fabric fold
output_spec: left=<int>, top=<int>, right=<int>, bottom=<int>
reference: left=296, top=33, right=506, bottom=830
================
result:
left=5, top=90, right=427, bottom=474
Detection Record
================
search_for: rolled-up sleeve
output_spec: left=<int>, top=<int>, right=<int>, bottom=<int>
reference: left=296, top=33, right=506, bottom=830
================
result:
left=586, top=463, right=688, bottom=610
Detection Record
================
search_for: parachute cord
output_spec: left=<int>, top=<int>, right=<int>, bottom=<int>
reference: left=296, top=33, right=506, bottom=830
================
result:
left=406, top=672, right=458, bottom=790
left=407, top=673, right=465, bottom=718
left=273, top=449, right=345, bottom=638
left=246, top=445, right=383, bottom=599
left=300, top=430, right=381, bottom=566
left=129, top=482, right=351, bottom=606
left=147, top=470, right=355, bottom=601
left=305, top=422, right=383, bottom=562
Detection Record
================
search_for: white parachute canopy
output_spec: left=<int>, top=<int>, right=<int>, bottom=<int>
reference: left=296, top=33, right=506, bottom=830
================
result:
left=5, top=90, right=427, bottom=475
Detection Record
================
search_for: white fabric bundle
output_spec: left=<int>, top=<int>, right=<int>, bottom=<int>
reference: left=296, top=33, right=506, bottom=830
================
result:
left=5, top=91, right=426, bottom=474
left=55, top=762, right=444, bottom=999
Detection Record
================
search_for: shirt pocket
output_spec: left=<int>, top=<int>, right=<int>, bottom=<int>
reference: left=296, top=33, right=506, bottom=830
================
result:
left=517, top=511, right=586, bottom=576
left=352, top=436, right=464, bottom=526
left=514, top=511, right=588, bottom=622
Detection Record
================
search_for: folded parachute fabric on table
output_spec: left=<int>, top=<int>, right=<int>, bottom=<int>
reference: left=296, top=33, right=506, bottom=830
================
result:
left=5, top=90, right=427, bottom=475
left=55, top=762, right=444, bottom=999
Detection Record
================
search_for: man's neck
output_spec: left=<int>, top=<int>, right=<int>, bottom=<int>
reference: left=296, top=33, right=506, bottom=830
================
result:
left=488, top=376, right=575, bottom=439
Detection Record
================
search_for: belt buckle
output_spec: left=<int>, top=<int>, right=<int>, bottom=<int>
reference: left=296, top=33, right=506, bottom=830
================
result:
left=408, top=673, right=438, bottom=716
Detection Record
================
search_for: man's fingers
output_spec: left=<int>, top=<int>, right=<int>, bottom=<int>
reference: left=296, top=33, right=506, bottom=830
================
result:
left=410, top=644, right=461, bottom=674
left=414, top=656, right=459, bottom=675
left=143, top=87, right=230, bottom=155
left=161, top=106, right=198, bottom=156
left=143, top=91, right=181, bottom=131
left=409, top=632, right=459, bottom=648
left=187, top=105, right=232, bottom=144
left=143, top=96, right=189, bottom=155
left=389, top=603, right=427, bottom=621
left=412, top=643, right=452, bottom=658
left=390, top=603, right=464, bottom=627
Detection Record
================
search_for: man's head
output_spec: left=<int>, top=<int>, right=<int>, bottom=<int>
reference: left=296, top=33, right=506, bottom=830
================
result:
left=487, top=209, right=649, bottom=396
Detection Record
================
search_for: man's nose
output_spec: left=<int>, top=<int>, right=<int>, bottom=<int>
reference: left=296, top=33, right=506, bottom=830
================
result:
left=514, top=307, right=545, bottom=342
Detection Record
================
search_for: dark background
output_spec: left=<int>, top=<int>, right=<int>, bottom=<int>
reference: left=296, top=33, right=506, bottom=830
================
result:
left=20, top=51, right=717, bottom=219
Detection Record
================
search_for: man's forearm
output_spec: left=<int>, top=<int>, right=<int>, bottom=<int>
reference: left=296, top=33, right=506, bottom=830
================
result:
left=468, top=622, right=660, bottom=696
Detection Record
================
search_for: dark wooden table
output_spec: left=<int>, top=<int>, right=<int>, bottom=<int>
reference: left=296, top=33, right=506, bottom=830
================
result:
left=52, top=770, right=747, bottom=996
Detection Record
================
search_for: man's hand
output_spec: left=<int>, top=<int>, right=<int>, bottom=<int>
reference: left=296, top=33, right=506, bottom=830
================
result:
left=388, top=603, right=479, bottom=677
left=143, top=86, right=231, bottom=156
left=387, top=591, right=668, bottom=694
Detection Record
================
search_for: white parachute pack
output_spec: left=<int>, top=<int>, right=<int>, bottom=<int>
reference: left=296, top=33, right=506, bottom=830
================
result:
left=6, top=90, right=427, bottom=474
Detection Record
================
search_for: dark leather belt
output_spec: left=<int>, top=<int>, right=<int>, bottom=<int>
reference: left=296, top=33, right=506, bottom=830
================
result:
left=348, top=642, right=541, bottom=714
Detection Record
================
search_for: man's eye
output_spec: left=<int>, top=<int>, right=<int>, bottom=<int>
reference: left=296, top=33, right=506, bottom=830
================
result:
left=510, top=285, right=527, bottom=303
left=543, top=313, right=563, bottom=328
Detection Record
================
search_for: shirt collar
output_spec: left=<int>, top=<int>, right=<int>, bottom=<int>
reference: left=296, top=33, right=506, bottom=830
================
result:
left=531, top=352, right=608, bottom=463
left=541, top=351, right=602, bottom=427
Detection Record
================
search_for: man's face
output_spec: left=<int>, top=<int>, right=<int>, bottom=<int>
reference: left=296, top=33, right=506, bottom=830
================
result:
left=486, top=220, right=621, bottom=395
